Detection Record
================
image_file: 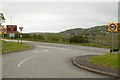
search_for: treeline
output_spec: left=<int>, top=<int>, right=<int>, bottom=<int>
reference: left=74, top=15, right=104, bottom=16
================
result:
left=4, top=33, right=89, bottom=44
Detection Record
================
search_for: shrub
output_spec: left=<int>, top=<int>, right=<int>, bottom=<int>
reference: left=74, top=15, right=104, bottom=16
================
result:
left=51, top=36, right=59, bottom=42
left=37, top=35, right=44, bottom=40
left=22, top=34, right=30, bottom=38
left=69, top=36, right=88, bottom=43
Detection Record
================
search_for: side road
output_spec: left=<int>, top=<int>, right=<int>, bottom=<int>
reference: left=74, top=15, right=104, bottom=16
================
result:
left=72, top=55, right=119, bottom=78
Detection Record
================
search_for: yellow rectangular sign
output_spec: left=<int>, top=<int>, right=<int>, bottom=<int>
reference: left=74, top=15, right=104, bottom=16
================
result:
left=108, top=22, right=118, bottom=32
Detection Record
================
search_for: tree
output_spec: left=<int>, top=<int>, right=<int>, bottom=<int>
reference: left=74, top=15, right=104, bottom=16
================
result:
left=33, top=34, right=37, bottom=40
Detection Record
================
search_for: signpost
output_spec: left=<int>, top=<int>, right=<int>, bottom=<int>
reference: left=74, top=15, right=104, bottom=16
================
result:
left=19, top=27, right=23, bottom=44
left=19, top=27, right=23, bottom=32
left=0, top=13, right=5, bottom=49
left=1, top=26, right=5, bottom=48
left=0, top=25, right=7, bottom=48
left=108, top=22, right=118, bottom=53
left=6, top=25, right=17, bottom=33
left=6, top=25, right=17, bottom=42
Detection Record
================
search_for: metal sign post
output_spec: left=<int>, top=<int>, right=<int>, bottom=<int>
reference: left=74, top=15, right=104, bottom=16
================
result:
left=1, top=26, right=5, bottom=49
left=20, top=34, right=22, bottom=44
left=19, top=27, right=23, bottom=44
left=18, top=32, right=19, bottom=43
left=111, top=32, right=114, bottom=52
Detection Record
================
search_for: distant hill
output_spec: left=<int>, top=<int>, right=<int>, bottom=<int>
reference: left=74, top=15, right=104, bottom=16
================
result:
left=60, top=25, right=108, bottom=35
left=60, top=28, right=84, bottom=34
left=60, top=23, right=120, bottom=36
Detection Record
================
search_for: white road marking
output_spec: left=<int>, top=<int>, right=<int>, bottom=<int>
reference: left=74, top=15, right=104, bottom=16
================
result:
left=33, top=51, right=39, bottom=53
left=43, top=50, right=49, bottom=52
left=63, top=48, right=68, bottom=50
left=37, top=45, right=68, bottom=50
left=18, top=55, right=35, bottom=68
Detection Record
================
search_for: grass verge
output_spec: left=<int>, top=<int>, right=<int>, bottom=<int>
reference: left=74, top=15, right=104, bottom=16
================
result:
left=1, top=41, right=31, bottom=53
left=88, top=53, right=120, bottom=69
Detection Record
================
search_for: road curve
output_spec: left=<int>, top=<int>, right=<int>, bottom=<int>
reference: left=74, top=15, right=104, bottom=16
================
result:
left=2, top=41, right=109, bottom=78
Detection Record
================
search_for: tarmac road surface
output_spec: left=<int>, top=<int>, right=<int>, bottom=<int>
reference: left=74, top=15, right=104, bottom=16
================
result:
left=2, top=41, right=109, bottom=78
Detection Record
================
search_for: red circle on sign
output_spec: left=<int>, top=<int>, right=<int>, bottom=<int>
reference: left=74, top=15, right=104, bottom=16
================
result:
left=109, top=24, right=116, bottom=31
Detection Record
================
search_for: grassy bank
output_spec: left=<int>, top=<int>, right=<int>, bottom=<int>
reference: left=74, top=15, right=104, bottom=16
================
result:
left=88, top=53, right=120, bottom=69
left=1, top=41, right=31, bottom=53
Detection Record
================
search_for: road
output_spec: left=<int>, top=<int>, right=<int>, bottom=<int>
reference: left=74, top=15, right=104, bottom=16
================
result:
left=2, top=41, right=109, bottom=78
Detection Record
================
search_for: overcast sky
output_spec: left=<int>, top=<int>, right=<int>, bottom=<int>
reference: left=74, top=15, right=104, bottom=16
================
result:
left=0, top=2, right=118, bottom=33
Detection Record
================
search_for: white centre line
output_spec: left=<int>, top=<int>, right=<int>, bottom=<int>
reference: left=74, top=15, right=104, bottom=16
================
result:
left=37, top=45, right=68, bottom=50
left=43, top=50, right=49, bottom=51
left=33, top=51, right=39, bottom=53
left=18, top=55, right=35, bottom=68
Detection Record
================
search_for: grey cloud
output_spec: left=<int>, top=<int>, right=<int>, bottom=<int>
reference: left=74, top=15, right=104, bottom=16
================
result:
left=1, top=2, right=118, bottom=33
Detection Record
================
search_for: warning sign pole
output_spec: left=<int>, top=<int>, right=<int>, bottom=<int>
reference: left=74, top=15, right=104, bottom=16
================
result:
left=18, top=32, right=19, bottom=43
left=2, top=32, right=4, bottom=49
left=111, top=32, right=114, bottom=53
left=21, top=30, right=22, bottom=44
left=19, top=27, right=23, bottom=44
left=108, top=22, right=118, bottom=53
left=2, top=26, right=4, bottom=49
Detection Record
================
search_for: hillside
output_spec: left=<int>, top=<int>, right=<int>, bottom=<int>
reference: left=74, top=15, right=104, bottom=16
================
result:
left=60, top=25, right=108, bottom=36
left=60, top=23, right=120, bottom=36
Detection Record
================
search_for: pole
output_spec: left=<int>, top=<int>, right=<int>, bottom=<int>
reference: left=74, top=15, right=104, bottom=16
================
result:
left=21, top=31, right=22, bottom=44
left=3, top=33, right=4, bottom=45
left=18, top=32, right=19, bottom=43
left=10, top=16, right=12, bottom=24
left=2, top=33, right=4, bottom=50
left=111, top=32, right=114, bottom=53
left=13, top=33, right=15, bottom=42
left=2, top=26, right=4, bottom=50
left=19, top=27, right=23, bottom=44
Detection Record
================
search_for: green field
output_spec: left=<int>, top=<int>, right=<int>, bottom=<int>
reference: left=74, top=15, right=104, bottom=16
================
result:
left=0, top=41, right=31, bottom=53
left=88, top=53, right=120, bottom=69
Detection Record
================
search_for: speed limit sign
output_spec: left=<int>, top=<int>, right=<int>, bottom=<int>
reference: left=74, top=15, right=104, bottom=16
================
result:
left=0, top=26, right=6, bottom=34
left=1, top=27, right=5, bottom=32
left=108, top=23, right=118, bottom=32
